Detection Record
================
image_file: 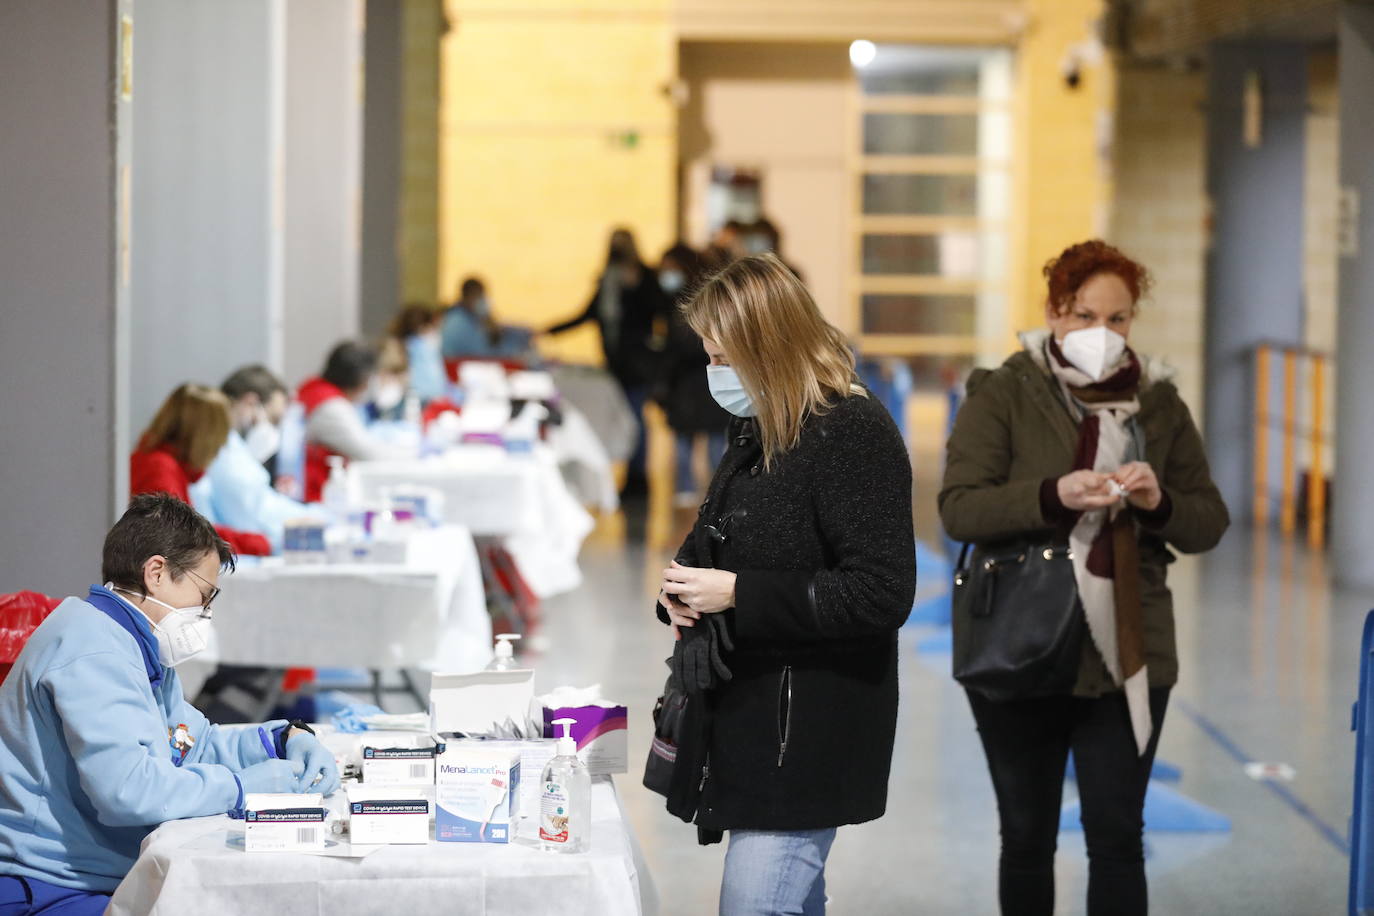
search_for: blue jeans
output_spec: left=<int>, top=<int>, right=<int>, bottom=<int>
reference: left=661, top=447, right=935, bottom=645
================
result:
left=0, top=876, right=110, bottom=915
left=675, top=431, right=727, bottom=494
left=719, top=828, right=837, bottom=916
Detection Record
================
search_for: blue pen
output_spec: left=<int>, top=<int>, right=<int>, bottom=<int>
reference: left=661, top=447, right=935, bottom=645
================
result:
left=257, top=726, right=278, bottom=760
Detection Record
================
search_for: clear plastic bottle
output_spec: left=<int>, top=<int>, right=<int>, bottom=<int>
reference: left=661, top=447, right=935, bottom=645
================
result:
left=484, top=633, right=522, bottom=671
left=321, top=456, right=352, bottom=523
left=540, top=718, right=590, bottom=854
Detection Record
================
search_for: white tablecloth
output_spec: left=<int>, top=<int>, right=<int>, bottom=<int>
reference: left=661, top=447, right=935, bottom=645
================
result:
left=201, top=525, right=491, bottom=674
left=351, top=446, right=593, bottom=599
left=547, top=365, right=637, bottom=463
left=548, top=402, right=618, bottom=513
left=108, top=738, right=653, bottom=916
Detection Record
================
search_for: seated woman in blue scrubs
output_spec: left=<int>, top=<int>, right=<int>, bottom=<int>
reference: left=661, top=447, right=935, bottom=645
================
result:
left=0, top=493, right=341, bottom=914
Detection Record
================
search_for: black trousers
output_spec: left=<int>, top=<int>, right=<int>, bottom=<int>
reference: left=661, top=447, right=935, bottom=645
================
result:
left=967, top=686, right=1170, bottom=916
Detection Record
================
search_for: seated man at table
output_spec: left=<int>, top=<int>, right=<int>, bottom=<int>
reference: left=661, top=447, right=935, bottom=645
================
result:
left=191, top=364, right=326, bottom=553
left=297, top=340, right=409, bottom=503
left=0, top=493, right=340, bottom=915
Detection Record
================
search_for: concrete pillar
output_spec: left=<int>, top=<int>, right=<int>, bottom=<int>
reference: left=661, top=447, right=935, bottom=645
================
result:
left=361, top=0, right=404, bottom=339
left=281, top=0, right=364, bottom=386
left=130, top=0, right=286, bottom=428
left=1203, top=42, right=1308, bottom=521
left=1332, top=3, right=1374, bottom=588
left=0, top=1, right=132, bottom=595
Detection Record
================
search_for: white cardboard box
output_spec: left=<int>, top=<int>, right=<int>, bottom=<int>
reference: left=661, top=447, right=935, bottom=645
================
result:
left=346, top=785, right=431, bottom=845
left=429, top=669, right=536, bottom=736
left=447, top=738, right=556, bottom=818
left=244, top=793, right=326, bottom=852
left=434, top=746, right=521, bottom=844
left=360, top=736, right=441, bottom=786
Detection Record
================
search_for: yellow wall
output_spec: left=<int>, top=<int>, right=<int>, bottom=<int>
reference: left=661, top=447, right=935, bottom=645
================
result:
left=439, top=0, right=677, bottom=364
left=400, top=0, right=443, bottom=304
left=679, top=42, right=851, bottom=330
left=1011, top=0, right=1115, bottom=332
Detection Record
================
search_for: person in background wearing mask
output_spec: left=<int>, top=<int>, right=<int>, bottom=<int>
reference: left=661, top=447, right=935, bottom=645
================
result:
left=296, top=341, right=408, bottom=502
left=189, top=365, right=324, bottom=554
left=940, top=240, right=1228, bottom=916
left=546, top=227, right=667, bottom=499
left=750, top=216, right=804, bottom=283
left=370, top=332, right=412, bottom=423
left=0, top=493, right=339, bottom=915
left=130, top=384, right=271, bottom=556
left=654, top=243, right=731, bottom=508
left=441, top=277, right=502, bottom=360
left=389, top=304, right=447, bottom=404
left=701, top=219, right=747, bottom=273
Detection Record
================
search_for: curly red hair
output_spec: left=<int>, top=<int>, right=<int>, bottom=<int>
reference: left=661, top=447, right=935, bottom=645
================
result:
left=1042, top=239, right=1151, bottom=314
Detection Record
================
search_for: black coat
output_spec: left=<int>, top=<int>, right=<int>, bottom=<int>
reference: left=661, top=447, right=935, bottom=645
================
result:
left=657, top=307, right=732, bottom=434
left=549, top=266, right=666, bottom=387
left=657, top=391, right=916, bottom=832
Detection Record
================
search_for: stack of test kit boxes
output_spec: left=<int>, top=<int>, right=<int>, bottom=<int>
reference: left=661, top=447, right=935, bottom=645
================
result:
left=351, top=735, right=440, bottom=844
left=244, top=793, right=327, bottom=852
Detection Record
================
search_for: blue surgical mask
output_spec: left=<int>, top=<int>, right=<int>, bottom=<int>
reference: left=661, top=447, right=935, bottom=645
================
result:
left=706, top=366, right=756, bottom=418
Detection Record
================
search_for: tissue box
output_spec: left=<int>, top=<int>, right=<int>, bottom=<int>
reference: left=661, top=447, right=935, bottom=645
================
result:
left=244, top=793, right=326, bottom=852
left=361, top=738, right=441, bottom=786
left=347, top=785, right=431, bottom=845
left=542, top=704, right=628, bottom=776
left=434, top=746, right=521, bottom=843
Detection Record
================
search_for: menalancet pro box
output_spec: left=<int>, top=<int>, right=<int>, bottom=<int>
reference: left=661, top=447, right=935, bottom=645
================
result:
left=434, top=746, right=520, bottom=844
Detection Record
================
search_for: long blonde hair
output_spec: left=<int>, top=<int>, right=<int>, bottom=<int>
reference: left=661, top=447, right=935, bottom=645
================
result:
left=136, top=383, right=231, bottom=473
left=684, top=253, right=864, bottom=468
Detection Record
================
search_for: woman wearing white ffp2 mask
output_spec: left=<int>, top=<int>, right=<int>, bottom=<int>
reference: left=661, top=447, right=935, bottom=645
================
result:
left=0, top=492, right=341, bottom=911
left=941, top=240, right=1228, bottom=916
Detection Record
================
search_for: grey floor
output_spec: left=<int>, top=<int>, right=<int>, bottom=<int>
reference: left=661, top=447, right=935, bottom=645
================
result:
left=523, top=489, right=1365, bottom=916
left=356, top=410, right=1356, bottom=915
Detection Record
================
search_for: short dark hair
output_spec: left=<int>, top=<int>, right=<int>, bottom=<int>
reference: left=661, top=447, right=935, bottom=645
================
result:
left=221, top=364, right=286, bottom=404
left=321, top=341, right=377, bottom=392
left=460, top=277, right=485, bottom=299
left=102, top=493, right=235, bottom=597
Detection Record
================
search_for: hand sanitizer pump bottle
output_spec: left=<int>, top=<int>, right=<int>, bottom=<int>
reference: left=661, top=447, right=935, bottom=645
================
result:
left=483, top=633, right=522, bottom=671
left=540, top=718, right=590, bottom=853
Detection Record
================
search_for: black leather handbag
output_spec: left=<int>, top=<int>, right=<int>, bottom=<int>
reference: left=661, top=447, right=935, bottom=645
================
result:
left=643, top=667, right=687, bottom=798
left=951, top=540, right=1087, bottom=701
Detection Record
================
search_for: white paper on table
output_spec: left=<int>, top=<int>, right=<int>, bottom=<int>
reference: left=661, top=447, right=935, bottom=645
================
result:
left=183, top=828, right=385, bottom=860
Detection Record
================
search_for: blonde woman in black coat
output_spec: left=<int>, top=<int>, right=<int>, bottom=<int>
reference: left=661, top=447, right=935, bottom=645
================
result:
left=654, top=253, right=915, bottom=915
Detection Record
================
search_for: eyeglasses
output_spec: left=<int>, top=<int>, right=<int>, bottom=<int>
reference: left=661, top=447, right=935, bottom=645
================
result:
left=179, top=566, right=220, bottom=616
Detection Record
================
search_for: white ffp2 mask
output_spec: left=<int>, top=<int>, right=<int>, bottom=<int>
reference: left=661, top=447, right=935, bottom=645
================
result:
left=116, top=588, right=213, bottom=667
left=244, top=420, right=282, bottom=463
left=1058, top=326, right=1127, bottom=382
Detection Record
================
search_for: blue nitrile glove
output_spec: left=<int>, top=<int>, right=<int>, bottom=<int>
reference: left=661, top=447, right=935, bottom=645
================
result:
left=285, top=732, right=341, bottom=796
left=239, top=758, right=306, bottom=794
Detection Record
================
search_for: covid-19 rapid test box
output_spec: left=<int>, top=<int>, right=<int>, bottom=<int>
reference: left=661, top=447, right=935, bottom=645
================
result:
left=346, top=785, right=431, bottom=845
left=244, top=793, right=327, bottom=852
left=434, top=746, right=521, bottom=844
left=361, top=737, right=441, bottom=786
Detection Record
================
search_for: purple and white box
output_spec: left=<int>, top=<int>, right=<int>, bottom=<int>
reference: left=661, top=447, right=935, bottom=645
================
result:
left=540, top=702, right=628, bottom=776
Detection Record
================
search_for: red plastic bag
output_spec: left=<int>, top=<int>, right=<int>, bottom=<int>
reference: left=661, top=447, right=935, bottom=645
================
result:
left=0, top=591, right=61, bottom=684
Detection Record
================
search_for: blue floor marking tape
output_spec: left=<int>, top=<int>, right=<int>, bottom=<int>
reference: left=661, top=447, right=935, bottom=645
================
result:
left=1175, top=697, right=1349, bottom=856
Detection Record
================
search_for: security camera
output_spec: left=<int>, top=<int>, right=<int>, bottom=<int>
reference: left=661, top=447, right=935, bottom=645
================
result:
left=1060, top=49, right=1083, bottom=90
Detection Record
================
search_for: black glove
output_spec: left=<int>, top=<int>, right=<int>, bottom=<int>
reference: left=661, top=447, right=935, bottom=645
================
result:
left=669, top=613, right=734, bottom=693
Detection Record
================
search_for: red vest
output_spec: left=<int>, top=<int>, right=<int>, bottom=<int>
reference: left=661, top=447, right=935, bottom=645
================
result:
left=296, top=377, right=347, bottom=504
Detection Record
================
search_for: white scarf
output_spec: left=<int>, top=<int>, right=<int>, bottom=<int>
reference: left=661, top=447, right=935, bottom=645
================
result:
left=1047, top=341, right=1152, bottom=756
